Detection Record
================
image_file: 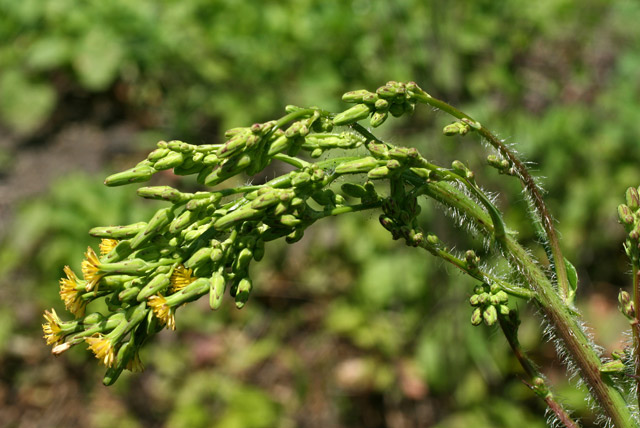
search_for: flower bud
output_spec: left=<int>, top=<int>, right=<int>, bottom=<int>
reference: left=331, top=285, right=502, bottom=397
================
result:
left=217, top=131, right=251, bottom=159
left=341, top=183, right=368, bottom=199
left=469, top=294, right=481, bottom=306
left=137, top=274, right=170, bottom=301
left=153, top=151, right=184, bottom=170
left=342, top=89, right=375, bottom=103
left=234, top=277, right=253, bottom=309
left=90, top=222, right=147, bottom=239
left=333, top=104, right=372, bottom=126
left=209, top=272, right=226, bottom=310
left=335, top=157, right=379, bottom=174
left=214, top=207, right=262, bottom=230
left=137, top=186, right=183, bottom=202
left=233, top=248, right=253, bottom=272
left=370, top=111, right=387, bottom=128
left=130, top=208, right=174, bottom=249
left=626, top=187, right=640, bottom=211
left=185, top=247, right=213, bottom=269
left=367, top=166, right=390, bottom=179
left=618, top=204, right=635, bottom=226
left=483, top=305, right=498, bottom=326
left=471, top=307, right=483, bottom=326
left=104, top=163, right=156, bottom=187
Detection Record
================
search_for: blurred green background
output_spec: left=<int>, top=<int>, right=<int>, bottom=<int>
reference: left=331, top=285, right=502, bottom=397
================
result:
left=1, top=0, right=640, bottom=426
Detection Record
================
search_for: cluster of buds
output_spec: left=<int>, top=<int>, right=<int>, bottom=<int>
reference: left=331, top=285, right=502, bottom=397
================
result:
left=618, top=290, right=635, bottom=321
left=618, top=186, right=640, bottom=263
left=337, top=81, right=418, bottom=128
left=487, top=154, right=515, bottom=176
left=42, top=81, right=477, bottom=385
left=469, top=282, right=509, bottom=327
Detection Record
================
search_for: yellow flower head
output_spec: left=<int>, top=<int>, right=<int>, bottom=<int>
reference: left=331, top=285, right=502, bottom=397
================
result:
left=170, top=265, right=196, bottom=292
left=42, top=309, right=64, bottom=346
left=59, top=266, right=87, bottom=317
left=126, top=352, right=144, bottom=372
left=99, top=238, right=119, bottom=256
left=85, top=334, right=116, bottom=367
left=81, top=246, right=103, bottom=291
left=148, top=295, right=176, bottom=330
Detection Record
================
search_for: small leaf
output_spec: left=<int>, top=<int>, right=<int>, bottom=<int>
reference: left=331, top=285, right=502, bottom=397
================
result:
left=564, top=257, right=578, bottom=303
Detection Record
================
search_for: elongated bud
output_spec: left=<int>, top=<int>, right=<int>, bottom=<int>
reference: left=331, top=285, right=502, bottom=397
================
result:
left=618, top=290, right=635, bottom=320
left=626, top=187, right=640, bottom=211
left=483, top=305, right=498, bottom=326
left=130, top=208, right=174, bottom=249
left=137, top=186, right=183, bottom=202
left=367, top=166, right=390, bottom=179
left=332, top=104, right=372, bottom=126
left=147, top=147, right=170, bottom=162
left=169, top=209, right=199, bottom=234
left=100, top=258, right=149, bottom=275
left=469, top=294, right=481, bottom=306
left=153, top=151, right=184, bottom=170
left=342, top=90, right=375, bottom=103
left=137, top=274, right=170, bottom=301
left=443, top=121, right=470, bottom=136
left=90, top=222, right=147, bottom=239
left=600, top=360, right=626, bottom=374
left=234, top=277, right=253, bottom=309
left=334, top=157, right=379, bottom=174
left=618, top=204, right=635, bottom=226
left=185, top=247, right=213, bottom=269
left=104, top=163, right=156, bottom=186
left=471, top=307, right=483, bottom=326
left=370, top=111, right=388, bottom=128
left=214, top=207, right=262, bottom=230
left=209, top=272, right=226, bottom=310
left=341, top=183, right=368, bottom=199
left=217, top=131, right=250, bottom=158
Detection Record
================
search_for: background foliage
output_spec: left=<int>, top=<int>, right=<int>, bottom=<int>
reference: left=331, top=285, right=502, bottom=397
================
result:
left=1, top=0, right=639, bottom=426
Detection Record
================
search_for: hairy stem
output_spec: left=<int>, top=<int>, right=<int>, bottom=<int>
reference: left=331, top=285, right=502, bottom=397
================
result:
left=410, top=91, right=571, bottom=304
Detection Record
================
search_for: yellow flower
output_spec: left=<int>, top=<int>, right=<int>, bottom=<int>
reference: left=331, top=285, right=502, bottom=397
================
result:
left=59, top=266, right=87, bottom=317
left=148, top=295, right=176, bottom=330
left=42, top=309, right=64, bottom=346
left=126, top=352, right=144, bottom=372
left=85, top=334, right=116, bottom=367
left=81, top=246, right=103, bottom=291
left=170, top=265, right=196, bottom=292
left=99, top=238, right=118, bottom=256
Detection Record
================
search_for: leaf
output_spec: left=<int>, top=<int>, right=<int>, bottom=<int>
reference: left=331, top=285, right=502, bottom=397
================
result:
left=564, top=257, right=578, bottom=304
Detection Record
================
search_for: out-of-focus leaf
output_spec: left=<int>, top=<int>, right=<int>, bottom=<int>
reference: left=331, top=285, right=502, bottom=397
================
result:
left=73, top=28, right=124, bottom=90
left=0, top=69, right=56, bottom=133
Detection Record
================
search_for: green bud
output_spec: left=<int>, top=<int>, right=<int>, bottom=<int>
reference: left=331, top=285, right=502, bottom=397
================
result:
left=342, top=89, right=375, bottom=103
left=214, top=207, right=262, bottom=230
left=335, top=157, right=379, bottom=174
left=253, top=239, right=265, bottom=261
left=153, top=151, right=184, bottom=170
left=90, top=222, right=147, bottom=239
left=119, top=286, right=141, bottom=302
left=233, top=248, right=253, bottom=272
left=285, top=228, right=304, bottom=244
left=209, top=272, right=226, bottom=310
left=600, top=360, right=627, bottom=374
left=137, top=186, right=183, bottom=202
left=217, top=131, right=250, bottom=158
left=341, top=183, right=367, bottom=199
left=104, top=163, right=156, bottom=186
left=483, top=305, right=498, bottom=326
left=147, top=147, right=170, bottom=162
left=367, top=166, right=390, bottom=179
left=388, top=102, right=405, bottom=117
left=130, top=207, right=174, bottom=249
left=471, top=307, right=483, bottom=326
left=100, top=258, right=150, bottom=275
left=626, top=187, right=640, bottom=211
left=311, top=148, right=323, bottom=158
left=366, top=142, right=389, bottom=159
left=234, top=277, right=253, bottom=309
left=499, top=305, right=510, bottom=316
left=279, top=214, right=301, bottom=227
left=469, top=294, right=481, bottom=306
left=169, top=209, right=199, bottom=234
left=137, top=274, right=170, bottom=301
left=369, top=111, right=387, bottom=128
left=185, top=247, right=213, bottom=269
left=376, top=84, right=396, bottom=99
left=333, top=104, right=372, bottom=126
left=374, top=98, right=389, bottom=111
left=291, top=172, right=312, bottom=187
left=618, top=204, right=635, bottom=226
left=267, top=135, right=290, bottom=156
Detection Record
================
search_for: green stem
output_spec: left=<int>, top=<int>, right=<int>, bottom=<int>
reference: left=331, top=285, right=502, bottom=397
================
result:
left=498, top=315, right=579, bottom=428
left=410, top=91, right=571, bottom=304
left=414, top=178, right=636, bottom=427
left=633, top=263, right=640, bottom=409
